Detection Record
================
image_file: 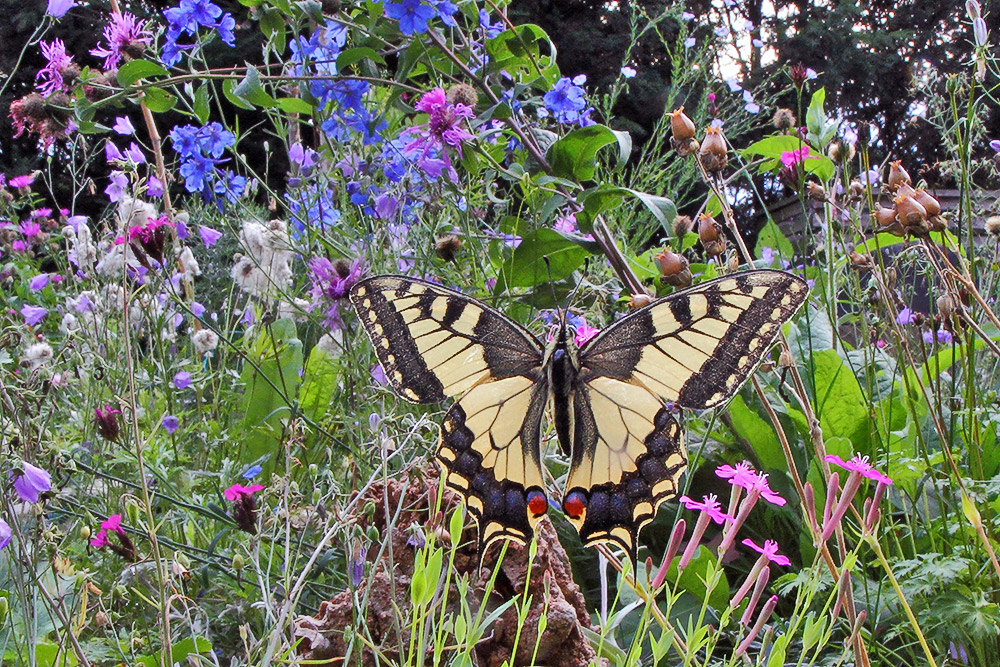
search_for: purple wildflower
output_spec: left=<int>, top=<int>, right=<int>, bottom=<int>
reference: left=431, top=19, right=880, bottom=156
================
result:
left=162, top=415, right=180, bottom=434
left=12, top=461, right=52, bottom=504
left=198, top=225, right=222, bottom=248
left=0, top=518, right=10, bottom=550
left=29, top=274, right=50, bottom=290
left=309, top=257, right=363, bottom=329
left=402, top=88, right=475, bottom=181
left=46, top=0, right=77, bottom=17
left=90, top=12, right=152, bottom=71
left=173, top=371, right=192, bottom=389
left=36, top=39, right=74, bottom=97
left=896, top=307, right=916, bottom=325
left=826, top=454, right=893, bottom=486
left=21, top=305, right=47, bottom=326
left=741, top=538, right=791, bottom=566
left=112, top=116, right=135, bottom=135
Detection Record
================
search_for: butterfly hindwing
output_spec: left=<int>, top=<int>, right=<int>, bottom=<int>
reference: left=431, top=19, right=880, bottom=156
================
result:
left=349, top=276, right=548, bottom=553
left=580, top=270, right=809, bottom=409
left=563, top=376, right=686, bottom=559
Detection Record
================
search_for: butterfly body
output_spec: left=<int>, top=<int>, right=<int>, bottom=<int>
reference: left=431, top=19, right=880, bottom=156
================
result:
left=349, top=270, right=808, bottom=560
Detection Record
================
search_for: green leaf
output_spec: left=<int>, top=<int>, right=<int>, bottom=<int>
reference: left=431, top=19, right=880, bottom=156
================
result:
left=276, top=97, right=315, bottom=114
left=548, top=124, right=620, bottom=182
left=193, top=84, right=211, bottom=125
left=502, top=228, right=590, bottom=288
left=240, top=318, right=303, bottom=468
left=299, top=345, right=341, bottom=424
left=116, top=60, right=168, bottom=87
left=755, top=219, right=794, bottom=260
left=577, top=184, right=626, bottom=231
left=142, top=87, right=177, bottom=113
left=728, top=395, right=784, bottom=470
left=805, top=87, right=827, bottom=137
left=743, top=135, right=835, bottom=181
left=485, top=24, right=559, bottom=84
left=137, top=637, right=212, bottom=667
left=625, top=188, right=677, bottom=235
left=337, top=47, right=384, bottom=70
left=811, top=349, right=870, bottom=452
left=232, top=66, right=276, bottom=108
left=260, top=8, right=287, bottom=54
left=223, top=79, right=255, bottom=110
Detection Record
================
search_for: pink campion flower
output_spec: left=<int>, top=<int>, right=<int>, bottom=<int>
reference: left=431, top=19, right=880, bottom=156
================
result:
left=90, top=12, right=152, bottom=71
left=741, top=538, right=791, bottom=566
left=225, top=483, right=265, bottom=534
left=826, top=454, right=892, bottom=486
left=36, top=39, right=74, bottom=97
left=12, top=461, right=52, bottom=504
left=751, top=472, right=787, bottom=507
left=90, top=513, right=135, bottom=560
left=678, top=494, right=735, bottom=569
left=574, top=322, right=600, bottom=347
left=716, top=461, right=757, bottom=489
left=680, top=493, right=733, bottom=525
left=779, top=146, right=810, bottom=169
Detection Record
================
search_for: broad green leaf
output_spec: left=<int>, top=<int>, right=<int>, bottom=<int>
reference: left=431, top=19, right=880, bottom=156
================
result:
left=298, top=345, right=341, bottom=424
left=743, top=135, right=834, bottom=181
left=223, top=79, right=256, bottom=110
left=142, top=87, right=177, bottom=113
left=577, top=184, right=626, bottom=231
left=548, top=124, right=621, bottom=182
left=485, top=24, right=559, bottom=84
left=193, top=84, right=211, bottom=125
left=260, top=8, right=287, bottom=54
left=337, top=47, right=385, bottom=69
left=117, top=60, right=168, bottom=87
left=811, top=349, right=870, bottom=452
left=728, top=395, right=784, bottom=471
left=501, top=228, right=590, bottom=288
left=240, top=318, right=303, bottom=467
left=625, top=188, right=677, bottom=235
left=137, top=637, right=212, bottom=667
left=232, top=66, right=277, bottom=108
left=276, top=97, right=315, bottom=114
left=755, top=219, right=794, bottom=260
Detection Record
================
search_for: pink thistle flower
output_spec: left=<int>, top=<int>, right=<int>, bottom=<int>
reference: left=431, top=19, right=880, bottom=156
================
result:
left=90, top=12, right=152, bottom=71
left=20, top=221, right=41, bottom=237
left=402, top=87, right=475, bottom=181
left=826, top=454, right=892, bottom=486
left=741, top=537, right=791, bottom=566
left=680, top=493, right=733, bottom=524
left=9, top=174, right=36, bottom=189
left=36, top=39, right=74, bottom=97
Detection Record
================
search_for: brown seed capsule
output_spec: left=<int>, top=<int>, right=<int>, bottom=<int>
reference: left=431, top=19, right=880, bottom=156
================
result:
left=670, top=107, right=697, bottom=141
left=806, top=182, right=826, bottom=202
left=887, top=160, right=911, bottom=191
left=986, top=215, right=1000, bottom=236
left=446, top=83, right=478, bottom=108
left=874, top=207, right=904, bottom=236
left=848, top=179, right=865, bottom=201
left=629, top=293, right=653, bottom=309
left=434, top=234, right=462, bottom=262
left=849, top=251, right=872, bottom=269
left=699, top=126, right=729, bottom=171
left=778, top=348, right=794, bottom=368
left=937, top=293, right=956, bottom=318
left=772, top=108, right=796, bottom=131
left=656, top=249, right=692, bottom=287
left=913, top=188, right=941, bottom=217
left=698, top=213, right=727, bottom=256
left=894, top=193, right=928, bottom=227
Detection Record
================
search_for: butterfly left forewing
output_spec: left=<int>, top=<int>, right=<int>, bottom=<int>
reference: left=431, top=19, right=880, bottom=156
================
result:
left=563, top=375, right=686, bottom=560
left=349, top=275, right=550, bottom=555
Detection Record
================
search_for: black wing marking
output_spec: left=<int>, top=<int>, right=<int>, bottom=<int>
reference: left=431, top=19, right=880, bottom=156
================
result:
left=579, top=270, right=809, bottom=409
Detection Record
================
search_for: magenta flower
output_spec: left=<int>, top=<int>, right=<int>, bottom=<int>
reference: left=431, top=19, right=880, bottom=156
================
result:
left=309, top=257, right=364, bottom=329
left=9, top=174, right=35, bottom=189
left=20, top=220, right=41, bottom=237
left=716, top=461, right=757, bottom=489
left=779, top=146, right=810, bottom=169
left=402, top=87, right=475, bottom=181
left=225, top=483, right=265, bottom=534
left=36, top=39, right=74, bottom=97
left=0, top=518, right=10, bottom=550
left=224, top=484, right=264, bottom=501
left=826, top=454, right=892, bottom=486
left=680, top=493, right=733, bottom=525
left=94, top=405, right=122, bottom=442
left=750, top=472, right=786, bottom=507
left=574, top=322, right=600, bottom=347
left=21, top=305, right=47, bottom=326
left=90, top=514, right=135, bottom=559
left=12, top=461, right=52, bottom=503
left=741, top=538, right=791, bottom=566
left=90, top=12, right=152, bottom=71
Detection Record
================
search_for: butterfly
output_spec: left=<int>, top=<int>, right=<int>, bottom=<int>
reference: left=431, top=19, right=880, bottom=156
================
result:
left=348, top=270, right=808, bottom=561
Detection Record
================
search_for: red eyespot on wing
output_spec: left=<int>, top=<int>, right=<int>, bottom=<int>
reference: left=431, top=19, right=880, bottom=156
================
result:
left=527, top=490, right=548, bottom=517
left=563, top=491, right=587, bottom=519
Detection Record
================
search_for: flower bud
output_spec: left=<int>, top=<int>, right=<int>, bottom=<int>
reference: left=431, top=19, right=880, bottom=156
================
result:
left=446, top=83, right=478, bottom=107
left=629, top=293, right=653, bottom=309
left=968, top=0, right=981, bottom=19
left=886, top=160, right=911, bottom=191
left=0, top=597, right=8, bottom=627
left=772, top=108, right=796, bottom=131
left=699, top=126, right=729, bottom=171
left=790, top=63, right=808, bottom=88
left=434, top=234, right=462, bottom=262
left=656, top=249, right=692, bottom=287
left=232, top=554, right=246, bottom=572
left=698, top=214, right=727, bottom=256
left=94, top=610, right=110, bottom=629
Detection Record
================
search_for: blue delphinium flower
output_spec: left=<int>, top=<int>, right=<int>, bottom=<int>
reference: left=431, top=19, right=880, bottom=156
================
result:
left=543, top=75, right=595, bottom=127
left=169, top=122, right=245, bottom=206
left=383, top=0, right=436, bottom=35
left=162, top=0, right=236, bottom=67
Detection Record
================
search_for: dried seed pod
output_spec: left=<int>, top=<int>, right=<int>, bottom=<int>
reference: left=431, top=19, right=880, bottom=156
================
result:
left=937, top=293, right=957, bottom=318
left=699, top=126, right=729, bottom=171
left=849, top=251, right=872, bottom=269
left=772, top=108, right=796, bottom=131
left=670, top=107, right=697, bottom=141
left=698, top=213, right=727, bottom=256
left=913, top=188, right=941, bottom=217
left=656, top=249, right=692, bottom=287
left=806, top=182, right=826, bottom=202
left=446, top=83, right=478, bottom=107
left=887, top=160, right=911, bottom=191
left=629, top=293, right=653, bottom=309
left=672, top=214, right=694, bottom=238
left=848, top=179, right=865, bottom=201
left=434, top=234, right=462, bottom=262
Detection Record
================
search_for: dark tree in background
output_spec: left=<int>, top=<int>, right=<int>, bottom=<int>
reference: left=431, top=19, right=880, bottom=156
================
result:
left=513, top=0, right=999, bottom=182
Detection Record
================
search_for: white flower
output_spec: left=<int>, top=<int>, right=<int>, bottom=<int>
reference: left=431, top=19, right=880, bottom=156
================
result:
left=21, top=342, right=53, bottom=371
left=191, top=329, right=219, bottom=355
left=178, top=247, right=201, bottom=279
